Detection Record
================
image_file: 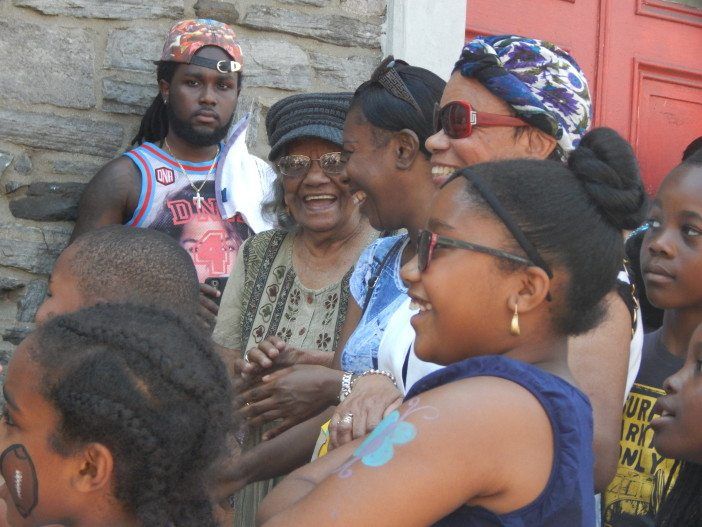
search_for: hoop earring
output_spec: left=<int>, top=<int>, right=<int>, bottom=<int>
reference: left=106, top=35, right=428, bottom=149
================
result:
left=510, top=304, right=520, bottom=336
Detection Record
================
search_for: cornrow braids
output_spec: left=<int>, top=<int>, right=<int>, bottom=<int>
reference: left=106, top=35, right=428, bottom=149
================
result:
left=30, top=303, right=233, bottom=527
left=656, top=462, right=702, bottom=526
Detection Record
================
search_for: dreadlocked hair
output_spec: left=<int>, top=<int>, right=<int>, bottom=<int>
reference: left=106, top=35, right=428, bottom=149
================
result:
left=30, top=303, right=233, bottom=527
left=132, top=61, right=178, bottom=145
left=657, top=461, right=702, bottom=526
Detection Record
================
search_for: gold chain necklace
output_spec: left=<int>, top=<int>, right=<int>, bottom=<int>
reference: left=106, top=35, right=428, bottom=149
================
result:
left=163, top=139, right=220, bottom=211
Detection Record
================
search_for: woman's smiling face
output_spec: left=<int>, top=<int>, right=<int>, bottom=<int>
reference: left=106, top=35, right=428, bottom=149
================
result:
left=280, top=137, right=361, bottom=234
left=400, top=180, right=524, bottom=365
left=426, top=74, right=534, bottom=186
left=342, top=106, right=406, bottom=231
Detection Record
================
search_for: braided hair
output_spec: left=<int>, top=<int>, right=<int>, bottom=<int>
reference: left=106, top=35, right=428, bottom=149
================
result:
left=29, top=303, right=233, bottom=526
left=656, top=462, right=702, bottom=526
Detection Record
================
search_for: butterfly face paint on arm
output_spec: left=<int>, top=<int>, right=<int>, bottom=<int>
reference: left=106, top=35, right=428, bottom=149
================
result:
left=336, top=397, right=439, bottom=478
left=0, top=444, right=38, bottom=518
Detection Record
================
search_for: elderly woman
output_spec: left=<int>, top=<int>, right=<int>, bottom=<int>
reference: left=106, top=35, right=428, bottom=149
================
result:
left=212, top=62, right=445, bottom=519
left=212, top=92, right=377, bottom=525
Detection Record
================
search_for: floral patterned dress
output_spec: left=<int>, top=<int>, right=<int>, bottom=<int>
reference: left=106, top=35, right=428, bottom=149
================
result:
left=213, top=229, right=352, bottom=354
left=213, top=228, right=373, bottom=527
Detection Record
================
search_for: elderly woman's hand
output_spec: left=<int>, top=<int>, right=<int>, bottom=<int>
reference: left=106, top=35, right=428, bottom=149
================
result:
left=239, top=337, right=334, bottom=377
left=329, top=374, right=403, bottom=450
left=234, top=364, right=342, bottom=440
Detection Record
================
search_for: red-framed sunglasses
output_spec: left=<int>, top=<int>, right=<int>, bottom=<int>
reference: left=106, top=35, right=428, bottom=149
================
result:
left=433, top=101, right=528, bottom=139
left=417, top=229, right=532, bottom=272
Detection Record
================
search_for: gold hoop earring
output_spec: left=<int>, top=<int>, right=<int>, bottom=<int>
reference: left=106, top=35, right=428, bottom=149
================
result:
left=510, top=304, right=520, bottom=336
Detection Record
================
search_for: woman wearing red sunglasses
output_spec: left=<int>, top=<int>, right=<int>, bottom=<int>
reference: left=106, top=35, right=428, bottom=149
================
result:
left=257, top=126, right=645, bottom=527
left=420, top=35, right=645, bottom=494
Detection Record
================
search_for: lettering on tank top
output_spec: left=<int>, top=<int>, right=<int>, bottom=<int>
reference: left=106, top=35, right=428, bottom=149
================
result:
left=125, top=143, right=253, bottom=282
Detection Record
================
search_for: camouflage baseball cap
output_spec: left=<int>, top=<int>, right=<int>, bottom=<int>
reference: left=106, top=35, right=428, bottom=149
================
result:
left=160, top=19, right=243, bottom=73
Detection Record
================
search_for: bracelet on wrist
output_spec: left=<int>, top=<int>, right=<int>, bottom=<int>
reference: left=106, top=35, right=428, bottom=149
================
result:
left=351, top=369, right=398, bottom=390
left=338, top=371, right=354, bottom=403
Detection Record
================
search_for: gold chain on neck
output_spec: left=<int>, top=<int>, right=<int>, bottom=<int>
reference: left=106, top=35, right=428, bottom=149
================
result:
left=163, top=139, right=220, bottom=210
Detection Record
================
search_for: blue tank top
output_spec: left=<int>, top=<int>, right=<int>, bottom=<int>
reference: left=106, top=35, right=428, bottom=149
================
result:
left=341, top=234, right=408, bottom=372
left=405, top=355, right=596, bottom=527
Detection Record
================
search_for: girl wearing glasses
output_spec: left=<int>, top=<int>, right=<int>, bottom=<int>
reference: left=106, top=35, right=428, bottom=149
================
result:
left=425, top=35, right=645, bottom=494
left=257, top=126, right=644, bottom=527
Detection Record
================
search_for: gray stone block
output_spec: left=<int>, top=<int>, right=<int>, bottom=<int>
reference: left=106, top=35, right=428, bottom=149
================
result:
left=340, top=0, right=386, bottom=17
left=309, top=51, right=378, bottom=90
left=0, top=223, right=71, bottom=275
left=234, top=93, right=270, bottom=157
left=240, top=38, right=311, bottom=90
left=9, top=182, right=85, bottom=222
left=0, top=20, right=95, bottom=109
left=14, top=153, right=32, bottom=175
left=279, top=0, right=331, bottom=7
left=0, top=277, right=27, bottom=292
left=103, top=76, right=157, bottom=115
left=2, top=322, right=34, bottom=346
left=105, top=27, right=164, bottom=72
left=4, top=182, right=26, bottom=195
left=194, top=0, right=240, bottom=24
left=0, top=109, right=124, bottom=158
left=51, top=158, right=106, bottom=178
left=242, top=6, right=381, bottom=49
left=0, top=339, right=15, bottom=365
left=0, top=152, right=13, bottom=176
left=16, top=279, right=48, bottom=323
left=13, top=0, right=185, bottom=20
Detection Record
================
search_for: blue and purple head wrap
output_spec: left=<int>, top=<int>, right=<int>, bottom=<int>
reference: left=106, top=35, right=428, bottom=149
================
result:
left=455, top=35, right=591, bottom=160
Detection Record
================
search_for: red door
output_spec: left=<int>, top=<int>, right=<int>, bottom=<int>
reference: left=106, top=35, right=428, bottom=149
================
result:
left=466, top=0, right=702, bottom=193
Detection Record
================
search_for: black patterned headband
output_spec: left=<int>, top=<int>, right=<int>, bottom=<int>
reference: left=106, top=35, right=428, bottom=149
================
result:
left=443, top=168, right=554, bottom=283
left=369, top=55, right=423, bottom=116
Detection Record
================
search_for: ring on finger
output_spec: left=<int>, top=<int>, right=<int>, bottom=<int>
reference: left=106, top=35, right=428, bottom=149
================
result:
left=243, top=349, right=251, bottom=364
left=340, top=413, right=354, bottom=424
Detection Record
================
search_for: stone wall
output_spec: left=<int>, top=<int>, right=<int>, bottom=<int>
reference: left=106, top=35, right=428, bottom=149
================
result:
left=0, top=0, right=386, bottom=363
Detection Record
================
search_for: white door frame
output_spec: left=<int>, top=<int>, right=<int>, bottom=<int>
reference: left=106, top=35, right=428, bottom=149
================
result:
left=383, top=0, right=467, bottom=80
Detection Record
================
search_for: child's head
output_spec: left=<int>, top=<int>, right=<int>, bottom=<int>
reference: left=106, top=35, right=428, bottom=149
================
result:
left=35, top=225, right=200, bottom=324
left=402, top=127, right=646, bottom=364
left=651, top=322, right=702, bottom=526
left=651, top=322, right=702, bottom=463
left=639, top=150, right=702, bottom=311
left=0, top=303, right=231, bottom=526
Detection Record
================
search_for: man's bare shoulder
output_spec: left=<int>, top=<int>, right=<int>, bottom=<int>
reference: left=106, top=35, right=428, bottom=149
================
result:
left=71, top=153, right=143, bottom=241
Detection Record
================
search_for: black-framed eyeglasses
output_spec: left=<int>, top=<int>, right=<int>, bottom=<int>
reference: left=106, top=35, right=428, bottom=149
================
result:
left=276, top=152, right=347, bottom=179
left=369, top=55, right=423, bottom=115
left=417, top=229, right=532, bottom=272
